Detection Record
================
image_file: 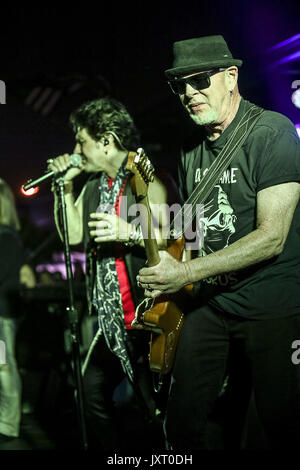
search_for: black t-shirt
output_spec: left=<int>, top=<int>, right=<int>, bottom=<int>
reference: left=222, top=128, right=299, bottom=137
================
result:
left=179, top=98, right=300, bottom=319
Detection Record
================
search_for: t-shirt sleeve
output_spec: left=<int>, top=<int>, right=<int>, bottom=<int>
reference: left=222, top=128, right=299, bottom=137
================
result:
left=256, top=123, right=300, bottom=192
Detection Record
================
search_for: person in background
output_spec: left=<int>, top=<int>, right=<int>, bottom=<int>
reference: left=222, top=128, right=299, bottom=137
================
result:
left=20, top=264, right=37, bottom=289
left=0, top=178, right=24, bottom=442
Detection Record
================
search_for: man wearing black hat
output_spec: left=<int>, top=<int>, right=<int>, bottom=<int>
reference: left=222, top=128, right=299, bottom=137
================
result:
left=138, top=35, right=300, bottom=450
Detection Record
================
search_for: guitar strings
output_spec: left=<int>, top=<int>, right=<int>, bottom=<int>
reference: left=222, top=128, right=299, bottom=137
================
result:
left=170, top=106, right=263, bottom=238
left=187, top=107, right=263, bottom=223
left=180, top=108, right=258, bottom=227
left=171, top=106, right=256, bottom=231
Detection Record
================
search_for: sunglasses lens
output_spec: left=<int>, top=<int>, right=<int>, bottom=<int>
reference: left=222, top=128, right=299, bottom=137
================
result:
left=168, top=71, right=214, bottom=94
left=168, top=79, right=185, bottom=94
left=188, top=74, right=210, bottom=91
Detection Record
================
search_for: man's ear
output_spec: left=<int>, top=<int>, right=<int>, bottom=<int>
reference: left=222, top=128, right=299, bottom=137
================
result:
left=225, top=66, right=238, bottom=91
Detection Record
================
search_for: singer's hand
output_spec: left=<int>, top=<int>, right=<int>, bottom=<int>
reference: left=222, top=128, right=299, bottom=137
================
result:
left=88, top=212, right=133, bottom=243
left=47, top=154, right=84, bottom=182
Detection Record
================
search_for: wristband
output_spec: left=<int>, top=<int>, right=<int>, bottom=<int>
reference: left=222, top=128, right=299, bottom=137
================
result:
left=64, top=180, right=74, bottom=194
left=124, top=224, right=142, bottom=247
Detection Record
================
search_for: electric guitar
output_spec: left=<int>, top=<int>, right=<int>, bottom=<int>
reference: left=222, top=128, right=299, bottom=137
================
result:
left=126, top=149, right=186, bottom=375
left=126, top=107, right=265, bottom=373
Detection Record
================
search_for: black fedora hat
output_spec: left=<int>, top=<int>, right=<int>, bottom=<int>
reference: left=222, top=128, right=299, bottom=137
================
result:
left=165, top=35, right=243, bottom=79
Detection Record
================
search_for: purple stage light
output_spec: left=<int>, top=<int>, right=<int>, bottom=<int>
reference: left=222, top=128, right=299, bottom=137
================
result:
left=269, top=34, right=300, bottom=51
left=277, top=50, right=300, bottom=65
left=267, top=33, right=300, bottom=68
left=36, top=251, right=86, bottom=280
left=295, top=124, right=300, bottom=138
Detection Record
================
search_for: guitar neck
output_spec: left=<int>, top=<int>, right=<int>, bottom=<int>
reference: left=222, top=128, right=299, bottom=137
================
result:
left=138, top=195, right=160, bottom=267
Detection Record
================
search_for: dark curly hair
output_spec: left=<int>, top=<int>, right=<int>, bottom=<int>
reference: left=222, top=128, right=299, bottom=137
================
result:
left=69, top=97, right=140, bottom=151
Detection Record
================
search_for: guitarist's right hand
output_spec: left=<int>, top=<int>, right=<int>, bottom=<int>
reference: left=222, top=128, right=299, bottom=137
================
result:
left=137, top=250, right=191, bottom=297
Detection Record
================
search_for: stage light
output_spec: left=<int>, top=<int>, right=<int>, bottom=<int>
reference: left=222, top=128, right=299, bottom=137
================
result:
left=278, top=50, right=300, bottom=65
left=295, top=124, right=300, bottom=138
left=269, top=34, right=300, bottom=51
left=36, top=251, right=86, bottom=280
left=20, top=185, right=39, bottom=196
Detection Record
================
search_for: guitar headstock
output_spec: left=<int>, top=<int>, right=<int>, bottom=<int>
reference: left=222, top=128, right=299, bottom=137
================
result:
left=126, top=148, right=155, bottom=198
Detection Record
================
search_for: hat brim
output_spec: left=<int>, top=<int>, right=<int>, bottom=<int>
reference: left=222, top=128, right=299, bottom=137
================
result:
left=165, top=59, right=243, bottom=79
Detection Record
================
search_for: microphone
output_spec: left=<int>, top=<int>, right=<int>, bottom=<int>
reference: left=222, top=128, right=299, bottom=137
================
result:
left=23, top=154, right=83, bottom=191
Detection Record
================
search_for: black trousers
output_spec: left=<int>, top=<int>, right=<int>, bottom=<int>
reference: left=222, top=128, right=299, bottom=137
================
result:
left=164, top=304, right=300, bottom=450
left=82, top=331, right=159, bottom=451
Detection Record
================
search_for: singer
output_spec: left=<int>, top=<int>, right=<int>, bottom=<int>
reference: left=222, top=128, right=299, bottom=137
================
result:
left=48, top=97, right=175, bottom=451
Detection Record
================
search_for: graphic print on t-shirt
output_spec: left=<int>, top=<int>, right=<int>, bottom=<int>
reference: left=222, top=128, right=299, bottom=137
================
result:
left=198, top=185, right=237, bottom=255
left=195, top=175, right=239, bottom=287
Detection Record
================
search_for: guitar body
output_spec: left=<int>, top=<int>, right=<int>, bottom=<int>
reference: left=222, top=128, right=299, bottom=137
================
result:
left=144, top=299, right=184, bottom=374
left=142, top=236, right=193, bottom=375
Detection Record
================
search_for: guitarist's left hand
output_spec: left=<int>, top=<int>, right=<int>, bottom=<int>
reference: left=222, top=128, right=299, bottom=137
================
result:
left=137, top=250, right=190, bottom=298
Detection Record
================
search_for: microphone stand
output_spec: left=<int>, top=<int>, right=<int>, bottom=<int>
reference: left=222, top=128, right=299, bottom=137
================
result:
left=24, top=174, right=88, bottom=450
left=55, top=176, right=88, bottom=450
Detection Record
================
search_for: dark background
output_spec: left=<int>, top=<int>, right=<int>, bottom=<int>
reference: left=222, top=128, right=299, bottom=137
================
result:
left=0, top=0, right=299, bottom=261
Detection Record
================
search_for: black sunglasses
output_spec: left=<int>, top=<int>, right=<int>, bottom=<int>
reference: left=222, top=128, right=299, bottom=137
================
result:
left=168, top=68, right=225, bottom=95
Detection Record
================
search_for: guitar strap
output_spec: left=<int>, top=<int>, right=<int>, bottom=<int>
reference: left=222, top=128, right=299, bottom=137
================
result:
left=132, top=104, right=265, bottom=329
left=170, top=104, right=264, bottom=238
